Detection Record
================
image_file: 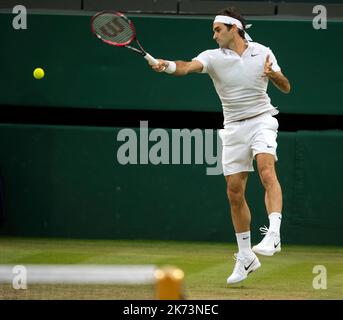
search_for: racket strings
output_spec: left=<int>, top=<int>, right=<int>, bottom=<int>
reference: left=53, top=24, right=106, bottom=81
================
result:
left=93, top=14, right=134, bottom=44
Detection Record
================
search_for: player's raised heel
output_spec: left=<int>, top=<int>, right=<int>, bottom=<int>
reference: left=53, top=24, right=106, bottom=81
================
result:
left=227, top=252, right=261, bottom=285
left=252, top=226, right=281, bottom=256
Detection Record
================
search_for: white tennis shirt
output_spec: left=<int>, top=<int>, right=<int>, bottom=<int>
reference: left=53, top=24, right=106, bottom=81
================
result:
left=193, top=41, right=281, bottom=125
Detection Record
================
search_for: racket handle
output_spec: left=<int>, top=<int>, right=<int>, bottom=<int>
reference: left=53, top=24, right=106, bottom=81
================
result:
left=144, top=53, right=159, bottom=65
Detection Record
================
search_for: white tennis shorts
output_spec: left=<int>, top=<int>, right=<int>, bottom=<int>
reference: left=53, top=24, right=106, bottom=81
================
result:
left=219, top=112, right=279, bottom=176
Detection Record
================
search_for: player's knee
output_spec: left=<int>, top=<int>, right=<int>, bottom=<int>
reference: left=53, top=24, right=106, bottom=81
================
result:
left=227, top=186, right=245, bottom=206
left=260, top=168, right=277, bottom=188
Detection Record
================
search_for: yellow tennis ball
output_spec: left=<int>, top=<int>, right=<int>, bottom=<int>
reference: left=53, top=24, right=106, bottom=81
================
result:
left=33, top=68, right=45, bottom=80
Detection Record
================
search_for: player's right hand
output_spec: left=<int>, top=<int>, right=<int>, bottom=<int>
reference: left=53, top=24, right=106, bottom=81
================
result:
left=150, top=59, right=168, bottom=72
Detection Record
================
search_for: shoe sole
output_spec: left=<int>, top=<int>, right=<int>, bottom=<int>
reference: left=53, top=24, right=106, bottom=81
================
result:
left=227, top=261, right=261, bottom=285
left=252, top=246, right=281, bottom=256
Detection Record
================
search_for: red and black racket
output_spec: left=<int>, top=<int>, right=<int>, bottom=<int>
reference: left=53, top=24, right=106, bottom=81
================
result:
left=91, top=11, right=158, bottom=65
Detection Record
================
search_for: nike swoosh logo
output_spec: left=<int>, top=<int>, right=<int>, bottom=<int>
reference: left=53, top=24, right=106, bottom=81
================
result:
left=251, top=54, right=259, bottom=57
left=244, top=258, right=256, bottom=271
left=267, top=145, right=273, bottom=148
left=243, top=237, right=250, bottom=240
left=274, top=242, right=280, bottom=248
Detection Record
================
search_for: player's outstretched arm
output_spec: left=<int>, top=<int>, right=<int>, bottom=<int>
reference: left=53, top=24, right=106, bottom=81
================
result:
left=150, top=59, right=203, bottom=76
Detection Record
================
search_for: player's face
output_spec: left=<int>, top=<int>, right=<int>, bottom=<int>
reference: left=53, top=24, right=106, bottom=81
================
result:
left=213, top=22, right=233, bottom=48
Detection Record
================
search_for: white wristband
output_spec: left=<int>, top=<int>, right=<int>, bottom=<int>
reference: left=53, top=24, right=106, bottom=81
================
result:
left=164, top=61, right=176, bottom=74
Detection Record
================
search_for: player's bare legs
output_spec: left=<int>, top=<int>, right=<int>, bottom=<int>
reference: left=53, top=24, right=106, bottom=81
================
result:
left=256, top=153, right=282, bottom=213
left=253, top=153, right=282, bottom=256
left=225, top=172, right=250, bottom=233
left=226, top=172, right=261, bottom=284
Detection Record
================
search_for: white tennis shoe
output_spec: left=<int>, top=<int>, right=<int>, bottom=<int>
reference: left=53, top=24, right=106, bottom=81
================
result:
left=252, top=226, right=281, bottom=256
left=227, top=252, right=261, bottom=285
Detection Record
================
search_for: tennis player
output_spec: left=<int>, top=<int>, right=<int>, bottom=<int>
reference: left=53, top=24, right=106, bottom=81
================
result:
left=150, top=7, right=290, bottom=284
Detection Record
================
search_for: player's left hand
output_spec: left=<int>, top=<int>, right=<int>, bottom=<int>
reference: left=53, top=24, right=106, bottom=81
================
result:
left=262, top=54, right=275, bottom=78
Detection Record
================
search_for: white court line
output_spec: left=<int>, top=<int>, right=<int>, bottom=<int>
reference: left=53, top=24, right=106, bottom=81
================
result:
left=0, top=265, right=156, bottom=284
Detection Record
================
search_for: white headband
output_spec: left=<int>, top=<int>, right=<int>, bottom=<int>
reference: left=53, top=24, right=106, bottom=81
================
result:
left=214, top=15, right=253, bottom=41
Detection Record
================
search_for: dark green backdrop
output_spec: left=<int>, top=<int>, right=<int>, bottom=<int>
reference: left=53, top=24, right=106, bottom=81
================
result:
left=0, top=12, right=343, bottom=115
left=0, top=12, right=343, bottom=245
left=0, top=124, right=342, bottom=245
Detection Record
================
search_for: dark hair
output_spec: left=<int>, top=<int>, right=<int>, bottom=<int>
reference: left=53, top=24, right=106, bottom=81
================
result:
left=218, top=7, right=247, bottom=40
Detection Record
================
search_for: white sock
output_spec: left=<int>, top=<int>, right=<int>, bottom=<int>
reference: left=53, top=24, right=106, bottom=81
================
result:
left=236, top=231, right=252, bottom=256
left=268, top=212, right=282, bottom=234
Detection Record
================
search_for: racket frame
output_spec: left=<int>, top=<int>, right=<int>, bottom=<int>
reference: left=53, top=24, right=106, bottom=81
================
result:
left=91, top=11, right=158, bottom=65
left=91, top=11, right=143, bottom=53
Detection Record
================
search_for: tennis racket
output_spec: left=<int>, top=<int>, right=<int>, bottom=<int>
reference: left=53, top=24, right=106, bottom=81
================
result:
left=91, top=11, right=159, bottom=65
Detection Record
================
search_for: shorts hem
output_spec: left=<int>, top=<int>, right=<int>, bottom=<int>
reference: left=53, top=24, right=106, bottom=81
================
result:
left=223, top=167, right=254, bottom=176
left=253, top=150, right=278, bottom=161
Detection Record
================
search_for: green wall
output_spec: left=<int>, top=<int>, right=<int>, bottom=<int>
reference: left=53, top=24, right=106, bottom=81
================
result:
left=1, top=12, right=342, bottom=245
left=0, top=124, right=342, bottom=245
left=1, top=12, right=343, bottom=115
